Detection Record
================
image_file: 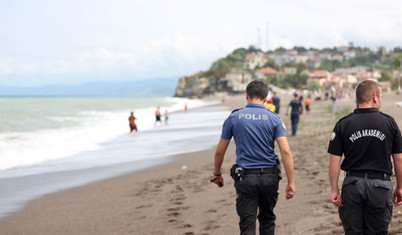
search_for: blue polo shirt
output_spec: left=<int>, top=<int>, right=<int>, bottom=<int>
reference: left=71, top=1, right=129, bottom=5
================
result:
left=221, top=103, right=287, bottom=169
left=289, top=99, right=302, bottom=115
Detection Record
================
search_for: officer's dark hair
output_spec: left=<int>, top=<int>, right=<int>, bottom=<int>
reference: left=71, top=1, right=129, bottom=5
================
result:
left=356, top=80, right=381, bottom=104
left=246, top=80, right=268, bottom=100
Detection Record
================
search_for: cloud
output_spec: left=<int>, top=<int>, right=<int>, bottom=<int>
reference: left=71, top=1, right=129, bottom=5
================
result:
left=1, top=0, right=402, bottom=86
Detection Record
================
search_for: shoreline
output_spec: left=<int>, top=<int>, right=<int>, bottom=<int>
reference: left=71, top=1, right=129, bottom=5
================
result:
left=1, top=93, right=402, bottom=234
left=0, top=97, right=228, bottom=220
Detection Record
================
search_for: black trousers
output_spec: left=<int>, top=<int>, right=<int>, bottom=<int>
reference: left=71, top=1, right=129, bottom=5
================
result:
left=235, top=173, right=279, bottom=235
left=340, top=175, right=393, bottom=234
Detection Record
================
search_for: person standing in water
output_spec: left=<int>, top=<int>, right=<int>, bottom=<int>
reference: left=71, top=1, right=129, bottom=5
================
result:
left=128, top=112, right=137, bottom=134
left=164, top=110, right=169, bottom=125
left=155, top=106, right=162, bottom=125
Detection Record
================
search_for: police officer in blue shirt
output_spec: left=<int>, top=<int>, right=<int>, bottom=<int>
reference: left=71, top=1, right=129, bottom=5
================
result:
left=328, top=80, right=402, bottom=234
left=210, top=80, right=296, bottom=235
left=286, top=92, right=303, bottom=136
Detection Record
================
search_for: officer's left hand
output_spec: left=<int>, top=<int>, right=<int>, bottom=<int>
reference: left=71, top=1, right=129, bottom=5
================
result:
left=331, top=192, right=343, bottom=207
left=286, top=184, right=295, bottom=200
left=393, top=188, right=402, bottom=207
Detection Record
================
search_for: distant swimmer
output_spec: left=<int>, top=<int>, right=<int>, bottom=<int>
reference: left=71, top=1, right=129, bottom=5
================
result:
left=155, top=106, right=162, bottom=125
left=128, top=112, right=137, bottom=134
left=164, top=110, right=169, bottom=125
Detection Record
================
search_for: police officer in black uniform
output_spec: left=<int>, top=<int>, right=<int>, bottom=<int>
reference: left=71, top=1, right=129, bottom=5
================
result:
left=328, top=80, right=402, bottom=234
left=210, top=80, right=295, bottom=235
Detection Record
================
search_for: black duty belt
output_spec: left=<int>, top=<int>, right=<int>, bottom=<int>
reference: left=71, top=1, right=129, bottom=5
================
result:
left=346, top=171, right=391, bottom=181
left=244, top=167, right=278, bottom=174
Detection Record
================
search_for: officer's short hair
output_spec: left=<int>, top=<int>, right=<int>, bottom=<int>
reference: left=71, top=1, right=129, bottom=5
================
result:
left=246, top=80, right=268, bottom=100
left=356, top=80, right=381, bottom=104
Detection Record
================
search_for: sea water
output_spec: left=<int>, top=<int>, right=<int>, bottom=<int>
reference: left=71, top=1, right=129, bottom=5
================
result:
left=0, top=96, right=231, bottom=219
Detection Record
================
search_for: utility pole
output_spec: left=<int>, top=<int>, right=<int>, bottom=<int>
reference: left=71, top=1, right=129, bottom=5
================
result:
left=265, top=22, right=269, bottom=52
left=399, top=57, right=402, bottom=94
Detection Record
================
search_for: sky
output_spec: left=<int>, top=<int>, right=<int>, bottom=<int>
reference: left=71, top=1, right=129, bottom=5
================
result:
left=0, top=0, right=401, bottom=86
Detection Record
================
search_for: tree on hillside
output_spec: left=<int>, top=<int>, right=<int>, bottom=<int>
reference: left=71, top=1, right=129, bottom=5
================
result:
left=394, top=54, right=402, bottom=91
left=248, top=45, right=262, bottom=54
left=205, top=58, right=234, bottom=79
left=318, top=59, right=341, bottom=72
left=274, top=47, right=286, bottom=53
left=393, top=47, right=402, bottom=53
left=281, top=73, right=309, bottom=89
left=232, top=48, right=248, bottom=56
left=295, top=62, right=308, bottom=73
left=380, top=70, right=393, bottom=82
left=307, top=81, right=321, bottom=91
left=293, top=46, right=307, bottom=54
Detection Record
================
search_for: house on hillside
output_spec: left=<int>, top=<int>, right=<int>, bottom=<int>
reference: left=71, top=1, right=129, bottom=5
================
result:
left=332, top=54, right=343, bottom=62
left=255, top=67, right=279, bottom=80
left=320, top=52, right=332, bottom=60
left=344, top=50, right=356, bottom=60
left=378, top=81, right=392, bottom=91
left=295, top=55, right=308, bottom=64
left=307, top=70, right=331, bottom=87
left=308, top=57, right=322, bottom=69
left=354, top=69, right=381, bottom=82
left=243, top=53, right=268, bottom=69
left=337, top=46, right=349, bottom=53
left=306, top=50, right=319, bottom=59
left=281, top=67, right=297, bottom=75
left=328, top=75, right=358, bottom=90
left=222, top=68, right=253, bottom=92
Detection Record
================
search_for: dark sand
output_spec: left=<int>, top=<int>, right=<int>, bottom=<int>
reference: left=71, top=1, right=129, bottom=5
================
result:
left=1, top=93, right=402, bottom=234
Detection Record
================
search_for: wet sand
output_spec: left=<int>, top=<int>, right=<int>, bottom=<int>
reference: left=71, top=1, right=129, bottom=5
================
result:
left=1, top=93, right=402, bottom=234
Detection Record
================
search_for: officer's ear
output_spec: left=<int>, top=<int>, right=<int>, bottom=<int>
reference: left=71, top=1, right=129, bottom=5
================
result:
left=372, top=93, right=379, bottom=104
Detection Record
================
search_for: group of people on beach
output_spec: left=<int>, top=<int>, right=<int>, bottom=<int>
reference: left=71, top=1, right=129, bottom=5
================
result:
left=154, top=106, right=169, bottom=126
left=128, top=108, right=170, bottom=134
left=128, top=103, right=190, bottom=134
left=264, top=90, right=312, bottom=137
left=210, top=80, right=402, bottom=235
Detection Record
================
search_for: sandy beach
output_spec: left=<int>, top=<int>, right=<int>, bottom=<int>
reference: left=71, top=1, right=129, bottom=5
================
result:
left=1, top=93, right=402, bottom=235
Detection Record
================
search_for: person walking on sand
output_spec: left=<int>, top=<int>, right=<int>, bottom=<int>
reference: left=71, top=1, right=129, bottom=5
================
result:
left=305, top=94, right=312, bottom=114
left=286, top=92, right=303, bottom=136
left=155, top=106, right=162, bottom=125
left=210, top=80, right=295, bottom=235
left=330, top=93, right=337, bottom=116
left=164, top=110, right=169, bottom=125
left=328, top=80, right=402, bottom=234
left=128, top=112, right=137, bottom=134
left=272, top=92, right=280, bottom=114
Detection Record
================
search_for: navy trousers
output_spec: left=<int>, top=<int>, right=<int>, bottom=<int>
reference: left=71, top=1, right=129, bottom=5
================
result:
left=235, top=173, right=279, bottom=235
left=290, top=114, right=299, bottom=136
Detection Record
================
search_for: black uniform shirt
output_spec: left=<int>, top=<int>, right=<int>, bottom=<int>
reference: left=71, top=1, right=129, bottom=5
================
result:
left=328, top=108, right=402, bottom=174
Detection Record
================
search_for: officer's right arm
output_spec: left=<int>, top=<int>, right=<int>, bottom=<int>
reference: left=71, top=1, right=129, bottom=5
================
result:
left=393, top=153, right=402, bottom=206
left=329, top=154, right=343, bottom=207
left=211, top=138, right=230, bottom=187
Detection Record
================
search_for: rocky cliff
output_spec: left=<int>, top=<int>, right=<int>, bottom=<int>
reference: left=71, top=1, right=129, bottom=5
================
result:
left=174, top=76, right=211, bottom=97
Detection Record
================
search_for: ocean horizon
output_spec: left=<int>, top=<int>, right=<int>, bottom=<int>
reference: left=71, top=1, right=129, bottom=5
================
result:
left=0, top=96, right=229, bottom=219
